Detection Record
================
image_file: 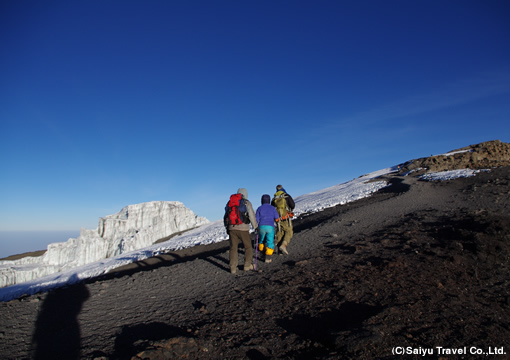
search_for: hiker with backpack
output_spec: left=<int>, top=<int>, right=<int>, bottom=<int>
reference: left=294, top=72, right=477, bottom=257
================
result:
left=224, top=188, right=258, bottom=274
left=272, top=185, right=295, bottom=255
left=255, top=194, right=280, bottom=264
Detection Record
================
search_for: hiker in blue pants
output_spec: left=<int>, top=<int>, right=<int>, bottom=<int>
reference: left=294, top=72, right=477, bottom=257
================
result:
left=255, top=194, right=280, bottom=263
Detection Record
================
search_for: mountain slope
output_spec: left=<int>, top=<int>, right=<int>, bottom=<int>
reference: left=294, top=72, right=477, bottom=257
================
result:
left=0, top=141, right=509, bottom=359
left=0, top=171, right=508, bottom=359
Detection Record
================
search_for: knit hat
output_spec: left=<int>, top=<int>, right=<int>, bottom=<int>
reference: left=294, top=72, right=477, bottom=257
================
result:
left=261, top=194, right=271, bottom=204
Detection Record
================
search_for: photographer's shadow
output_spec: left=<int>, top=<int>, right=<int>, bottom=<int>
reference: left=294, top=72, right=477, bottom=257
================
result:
left=32, top=274, right=90, bottom=360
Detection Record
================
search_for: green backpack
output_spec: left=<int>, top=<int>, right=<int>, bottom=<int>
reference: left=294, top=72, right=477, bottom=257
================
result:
left=273, top=190, right=288, bottom=217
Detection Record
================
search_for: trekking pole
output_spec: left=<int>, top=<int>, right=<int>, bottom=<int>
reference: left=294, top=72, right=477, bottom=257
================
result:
left=255, top=232, right=259, bottom=271
left=276, top=219, right=281, bottom=255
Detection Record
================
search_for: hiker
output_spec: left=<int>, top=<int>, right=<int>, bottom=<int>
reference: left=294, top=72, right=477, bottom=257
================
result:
left=271, top=184, right=295, bottom=255
left=255, top=194, right=280, bottom=263
left=224, top=188, right=258, bottom=274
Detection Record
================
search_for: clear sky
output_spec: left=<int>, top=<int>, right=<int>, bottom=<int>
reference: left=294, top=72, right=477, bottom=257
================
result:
left=1, top=0, right=510, bottom=237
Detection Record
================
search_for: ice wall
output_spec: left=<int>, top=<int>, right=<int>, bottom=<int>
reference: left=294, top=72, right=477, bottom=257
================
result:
left=0, top=201, right=209, bottom=288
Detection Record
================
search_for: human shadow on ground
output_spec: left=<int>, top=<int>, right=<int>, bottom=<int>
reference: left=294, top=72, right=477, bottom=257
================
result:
left=32, top=274, right=90, bottom=360
left=98, top=242, right=231, bottom=281
left=92, top=177, right=412, bottom=282
left=95, top=231, right=267, bottom=281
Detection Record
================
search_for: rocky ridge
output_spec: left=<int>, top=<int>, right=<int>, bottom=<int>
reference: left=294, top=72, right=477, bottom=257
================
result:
left=399, top=139, right=510, bottom=175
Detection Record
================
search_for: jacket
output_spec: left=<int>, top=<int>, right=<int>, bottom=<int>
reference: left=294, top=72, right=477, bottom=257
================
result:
left=256, top=195, right=280, bottom=227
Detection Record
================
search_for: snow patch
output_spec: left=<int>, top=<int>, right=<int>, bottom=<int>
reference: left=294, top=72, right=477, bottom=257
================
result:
left=419, top=169, right=488, bottom=181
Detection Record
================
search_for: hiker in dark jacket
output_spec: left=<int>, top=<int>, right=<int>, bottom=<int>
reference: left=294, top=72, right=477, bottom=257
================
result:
left=255, top=194, right=280, bottom=263
left=271, top=185, right=295, bottom=255
left=224, top=188, right=258, bottom=274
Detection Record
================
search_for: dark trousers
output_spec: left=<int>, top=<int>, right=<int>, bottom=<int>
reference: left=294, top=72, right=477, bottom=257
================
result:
left=229, top=230, right=253, bottom=271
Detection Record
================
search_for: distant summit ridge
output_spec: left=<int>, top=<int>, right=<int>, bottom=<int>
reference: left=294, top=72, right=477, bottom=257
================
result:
left=399, top=140, right=510, bottom=175
left=0, top=201, right=209, bottom=288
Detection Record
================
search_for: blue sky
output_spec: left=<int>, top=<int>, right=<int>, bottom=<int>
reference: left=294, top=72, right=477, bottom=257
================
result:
left=1, top=0, right=510, bottom=247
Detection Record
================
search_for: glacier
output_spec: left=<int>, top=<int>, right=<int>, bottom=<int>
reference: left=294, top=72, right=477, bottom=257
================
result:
left=0, top=201, right=209, bottom=288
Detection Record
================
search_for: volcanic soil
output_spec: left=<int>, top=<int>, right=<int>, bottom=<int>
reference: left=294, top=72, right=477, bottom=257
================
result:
left=1, top=166, right=509, bottom=359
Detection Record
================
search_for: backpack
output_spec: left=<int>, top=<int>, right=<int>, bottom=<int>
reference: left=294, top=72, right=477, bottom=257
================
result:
left=273, top=190, right=289, bottom=217
left=224, top=193, right=250, bottom=226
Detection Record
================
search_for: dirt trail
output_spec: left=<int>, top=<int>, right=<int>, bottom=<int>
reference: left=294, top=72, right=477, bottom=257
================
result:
left=0, top=167, right=509, bottom=359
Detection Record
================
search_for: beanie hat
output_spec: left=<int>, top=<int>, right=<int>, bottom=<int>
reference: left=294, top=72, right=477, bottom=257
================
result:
left=261, top=194, right=271, bottom=204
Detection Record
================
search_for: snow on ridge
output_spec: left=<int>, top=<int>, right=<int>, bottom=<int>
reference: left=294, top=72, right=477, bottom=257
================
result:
left=294, top=167, right=397, bottom=216
left=439, top=149, right=474, bottom=157
left=419, top=168, right=488, bottom=181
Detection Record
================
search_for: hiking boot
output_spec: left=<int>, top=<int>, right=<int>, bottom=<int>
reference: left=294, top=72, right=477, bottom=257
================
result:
left=244, top=264, right=254, bottom=271
left=279, top=245, right=288, bottom=255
